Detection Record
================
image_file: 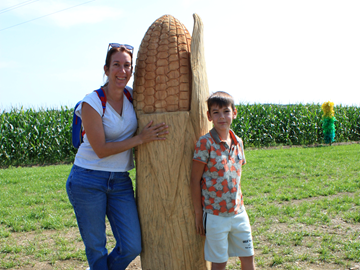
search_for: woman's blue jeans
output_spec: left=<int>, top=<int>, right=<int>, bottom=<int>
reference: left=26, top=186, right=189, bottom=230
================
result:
left=66, top=165, right=141, bottom=270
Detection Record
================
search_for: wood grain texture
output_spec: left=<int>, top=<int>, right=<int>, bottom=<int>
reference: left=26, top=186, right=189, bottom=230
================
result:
left=190, top=13, right=213, bottom=139
left=136, top=112, right=205, bottom=270
left=134, top=14, right=211, bottom=270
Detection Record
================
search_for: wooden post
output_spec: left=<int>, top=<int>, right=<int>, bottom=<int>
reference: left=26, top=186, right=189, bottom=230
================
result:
left=133, top=14, right=211, bottom=270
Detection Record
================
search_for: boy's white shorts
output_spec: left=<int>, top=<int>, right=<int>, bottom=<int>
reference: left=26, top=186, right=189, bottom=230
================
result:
left=204, top=210, right=254, bottom=263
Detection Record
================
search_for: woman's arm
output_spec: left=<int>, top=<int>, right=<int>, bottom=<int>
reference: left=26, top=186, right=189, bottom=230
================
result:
left=81, top=102, right=168, bottom=159
left=190, top=160, right=206, bottom=236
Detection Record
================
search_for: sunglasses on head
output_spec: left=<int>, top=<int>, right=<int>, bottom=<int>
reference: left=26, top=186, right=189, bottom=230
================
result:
left=108, top=43, right=134, bottom=53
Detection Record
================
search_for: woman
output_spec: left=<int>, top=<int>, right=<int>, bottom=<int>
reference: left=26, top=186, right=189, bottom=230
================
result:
left=66, top=43, right=168, bottom=270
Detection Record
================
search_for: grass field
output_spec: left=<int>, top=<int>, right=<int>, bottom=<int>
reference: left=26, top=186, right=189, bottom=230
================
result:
left=0, top=143, right=359, bottom=269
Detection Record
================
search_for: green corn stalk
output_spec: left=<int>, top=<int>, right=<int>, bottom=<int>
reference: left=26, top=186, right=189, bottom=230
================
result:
left=232, top=103, right=359, bottom=148
left=0, top=106, right=75, bottom=167
left=0, top=103, right=359, bottom=167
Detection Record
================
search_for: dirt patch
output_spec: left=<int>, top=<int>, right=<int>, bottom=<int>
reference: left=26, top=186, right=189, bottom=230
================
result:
left=2, top=192, right=359, bottom=269
left=1, top=226, right=141, bottom=270
left=3, top=225, right=359, bottom=270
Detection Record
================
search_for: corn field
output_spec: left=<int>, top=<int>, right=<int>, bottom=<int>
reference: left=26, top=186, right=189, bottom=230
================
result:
left=1, top=104, right=359, bottom=167
left=0, top=107, right=76, bottom=167
left=232, top=104, right=360, bottom=148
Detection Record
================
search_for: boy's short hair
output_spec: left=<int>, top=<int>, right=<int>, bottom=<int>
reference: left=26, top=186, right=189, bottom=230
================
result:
left=207, top=91, right=236, bottom=112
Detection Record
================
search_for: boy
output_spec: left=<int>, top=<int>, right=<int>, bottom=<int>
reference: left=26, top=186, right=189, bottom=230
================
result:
left=190, top=91, right=256, bottom=270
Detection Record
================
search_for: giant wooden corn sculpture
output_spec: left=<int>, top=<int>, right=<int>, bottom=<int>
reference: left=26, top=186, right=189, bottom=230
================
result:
left=133, top=14, right=212, bottom=269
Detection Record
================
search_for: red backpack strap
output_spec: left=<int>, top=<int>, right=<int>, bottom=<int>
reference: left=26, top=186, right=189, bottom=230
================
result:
left=94, top=88, right=107, bottom=116
left=124, top=87, right=133, bottom=104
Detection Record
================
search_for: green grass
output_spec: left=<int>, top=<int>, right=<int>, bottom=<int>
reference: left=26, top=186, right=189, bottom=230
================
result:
left=0, top=165, right=75, bottom=232
left=0, top=144, right=359, bottom=269
left=0, top=165, right=137, bottom=269
left=0, top=165, right=136, bottom=233
left=238, top=143, right=360, bottom=269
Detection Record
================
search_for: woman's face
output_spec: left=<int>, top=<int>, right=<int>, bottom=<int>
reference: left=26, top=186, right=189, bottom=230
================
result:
left=104, top=50, right=132, bottom=90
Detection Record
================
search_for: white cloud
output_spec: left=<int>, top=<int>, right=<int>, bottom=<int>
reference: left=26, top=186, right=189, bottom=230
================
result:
left=2, top=0, right=123, bottom=27
left=50, top=5, right=123, bottom=27
left=0, top=61, right=20, bottom=69
left=181, top=0, right=207, bottom=7
left=49, top=67, right=101, bottom=82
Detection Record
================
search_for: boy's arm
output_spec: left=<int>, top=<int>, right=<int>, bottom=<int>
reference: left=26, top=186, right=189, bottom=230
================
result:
left=190, top=160, right=206, bottom=236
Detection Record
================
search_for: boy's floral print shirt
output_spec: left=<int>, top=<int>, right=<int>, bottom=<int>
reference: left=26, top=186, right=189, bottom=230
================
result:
left=193, top=128, right=246, bottom=217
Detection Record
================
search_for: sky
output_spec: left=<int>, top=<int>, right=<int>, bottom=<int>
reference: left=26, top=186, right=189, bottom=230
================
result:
left=1, top=0, right=360, bottom=112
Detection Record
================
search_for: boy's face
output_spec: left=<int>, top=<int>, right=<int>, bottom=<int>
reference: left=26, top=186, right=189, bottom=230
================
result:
left=207, top=104, right=237, bottom=132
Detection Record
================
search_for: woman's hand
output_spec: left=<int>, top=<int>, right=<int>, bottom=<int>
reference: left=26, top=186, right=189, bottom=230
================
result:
left=82, top=102, right=169, bottom=158
left=138, top=121, right=168, bottom=144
